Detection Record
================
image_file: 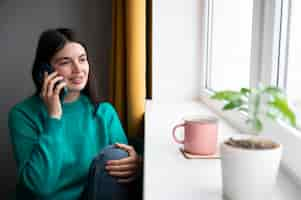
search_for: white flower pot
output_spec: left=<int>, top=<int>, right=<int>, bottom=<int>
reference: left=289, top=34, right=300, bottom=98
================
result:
left=221, top=138, right=282, bottom=200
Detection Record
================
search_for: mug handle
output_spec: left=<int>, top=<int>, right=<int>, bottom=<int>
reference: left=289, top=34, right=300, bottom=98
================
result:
left=172, top=124, right=185, bottom=144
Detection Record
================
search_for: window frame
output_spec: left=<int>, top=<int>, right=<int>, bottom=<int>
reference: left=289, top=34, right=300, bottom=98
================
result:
left=199, top=0, right=301, bottom=186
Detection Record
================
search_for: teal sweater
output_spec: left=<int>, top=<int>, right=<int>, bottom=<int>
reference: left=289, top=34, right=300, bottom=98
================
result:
left=8, top=94, right=128, bottom=199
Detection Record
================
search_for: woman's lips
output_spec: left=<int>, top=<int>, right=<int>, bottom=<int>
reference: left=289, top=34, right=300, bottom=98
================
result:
left=70, top=77, right=83, bottom=84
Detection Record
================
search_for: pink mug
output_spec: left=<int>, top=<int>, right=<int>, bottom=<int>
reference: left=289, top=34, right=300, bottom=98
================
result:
left=172, top=116, right=218, bottom=155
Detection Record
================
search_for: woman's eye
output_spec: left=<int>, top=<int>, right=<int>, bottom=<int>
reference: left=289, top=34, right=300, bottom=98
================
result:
left=59, top=61, right=69, bottom=66
left=79, top=58, right=87, bottom=63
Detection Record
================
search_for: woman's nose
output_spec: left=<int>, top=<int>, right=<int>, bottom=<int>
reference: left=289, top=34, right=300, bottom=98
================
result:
left=72, top=61, right=81, bottom=72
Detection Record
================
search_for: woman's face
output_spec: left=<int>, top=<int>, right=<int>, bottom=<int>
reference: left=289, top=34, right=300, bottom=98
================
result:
left=50, top=42, right=89, bottom=92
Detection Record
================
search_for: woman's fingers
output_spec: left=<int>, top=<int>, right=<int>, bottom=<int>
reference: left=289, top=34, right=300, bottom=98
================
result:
left=47, top=76, right=64, bottom=97
left=40, top=71, right=64, bottom=119
left=106, top=144, right=137, bottom=165
left=105, top=143, right=141, bottom=183
left=114, top=143, right=136, bottom=156
left=42, top=71, right=58, bottom=97
left=54, top=81, right=67, bottom=95
left=106, top=156, right=136, bottom=166
left=106, top=163, right=137, bottom=171
left=108, top=170, right=136, bottom=178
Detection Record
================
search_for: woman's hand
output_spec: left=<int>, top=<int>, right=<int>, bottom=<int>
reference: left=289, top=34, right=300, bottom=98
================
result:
left=40, top=71, right=67, bottom=119
left=105, top=143, right=143, bottom=183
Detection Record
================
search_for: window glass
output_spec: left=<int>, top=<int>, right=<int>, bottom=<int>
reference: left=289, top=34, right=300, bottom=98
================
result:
left=286, top=0, right=301, bottom=115
left=208, top=0, right=253, bottom=91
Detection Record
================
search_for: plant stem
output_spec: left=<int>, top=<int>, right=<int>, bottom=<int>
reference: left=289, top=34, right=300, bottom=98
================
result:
left=251, top=90, right=261, bottom=132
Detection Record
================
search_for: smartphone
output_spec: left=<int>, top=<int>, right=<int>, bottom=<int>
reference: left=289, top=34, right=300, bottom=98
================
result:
left=38, top=63, right=68, bottom=102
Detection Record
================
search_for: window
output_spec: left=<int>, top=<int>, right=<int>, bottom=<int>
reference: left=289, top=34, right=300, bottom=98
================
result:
left=200, top=0, right=301, bottom=183
left=286, top=0, right=301, bottom=121
left=202, top=0, right=285, bottom=92
left=207, top=0, right=253, bottom=91
left=204, top=0, right=301, bottom=120
left=201, top=0, right=287, bottom=106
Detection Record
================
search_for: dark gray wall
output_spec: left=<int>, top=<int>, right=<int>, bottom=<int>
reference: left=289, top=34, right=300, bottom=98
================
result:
left=0, top=0, right=112, bottom=197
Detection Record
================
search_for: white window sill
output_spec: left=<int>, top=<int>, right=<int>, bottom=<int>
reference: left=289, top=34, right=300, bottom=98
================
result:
left=144, top=100, right=301, bottom=200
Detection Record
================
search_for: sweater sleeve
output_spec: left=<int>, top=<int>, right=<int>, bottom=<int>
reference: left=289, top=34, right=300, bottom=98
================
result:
left=8, top=107, right=65, bottom=197
left=99, top=103, right=128, bottom=145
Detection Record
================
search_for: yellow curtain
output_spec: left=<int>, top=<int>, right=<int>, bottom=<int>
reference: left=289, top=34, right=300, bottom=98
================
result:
left=110, top=0, right=146, bottom=137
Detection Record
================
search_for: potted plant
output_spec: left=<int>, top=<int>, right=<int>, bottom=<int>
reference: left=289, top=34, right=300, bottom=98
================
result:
left=211, top=85, right=296, bottom=200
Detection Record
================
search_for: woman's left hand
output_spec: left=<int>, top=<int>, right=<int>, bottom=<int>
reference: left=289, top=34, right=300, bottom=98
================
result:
left=105, top=143, right=142, bottom=183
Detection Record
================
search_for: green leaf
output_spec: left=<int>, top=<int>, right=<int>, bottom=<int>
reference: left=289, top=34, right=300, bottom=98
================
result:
left=268, top=96, right=296, bottom=127
left=212, top=85, right=297, bottom=133
left=264, top=86, right=284, bottom=98
left=211, top=91, right=242, bottom=101
left=223, top=100, right=243, bottom=110
left=240, top=88, right=251, bottom=96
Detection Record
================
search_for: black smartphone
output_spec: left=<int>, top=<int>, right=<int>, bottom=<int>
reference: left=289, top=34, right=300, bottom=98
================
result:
left=38, top=63, right=68, bottom=102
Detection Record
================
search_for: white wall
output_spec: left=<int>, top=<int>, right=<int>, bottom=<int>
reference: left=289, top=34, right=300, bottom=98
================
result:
left=152, top=0, right=203, bottom=101
left=0, top=0, right=112, bottom=197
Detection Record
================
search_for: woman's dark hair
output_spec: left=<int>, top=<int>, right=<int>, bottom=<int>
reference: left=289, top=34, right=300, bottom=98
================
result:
left=32, top=28, right=98, bottom=107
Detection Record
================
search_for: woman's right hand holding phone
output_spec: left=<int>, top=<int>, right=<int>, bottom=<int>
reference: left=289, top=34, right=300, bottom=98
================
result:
left=40, top=71, right=67, bottom=119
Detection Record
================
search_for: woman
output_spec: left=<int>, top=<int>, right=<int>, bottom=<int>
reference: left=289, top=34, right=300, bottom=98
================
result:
left=8, top=28, right=142, bottom=200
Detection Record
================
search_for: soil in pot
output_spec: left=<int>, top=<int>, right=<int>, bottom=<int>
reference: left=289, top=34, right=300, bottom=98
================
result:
left=225, top=137, right=280, bottom=150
